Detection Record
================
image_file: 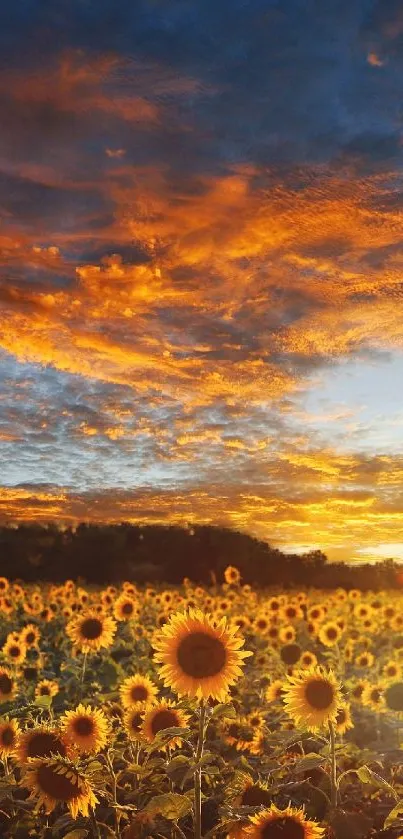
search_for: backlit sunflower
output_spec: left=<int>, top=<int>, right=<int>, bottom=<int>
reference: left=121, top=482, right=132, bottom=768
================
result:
left=355, top=651, right=375, bottom=669
left=279, top=625, right=297, bottom=644
left=334, top=701, right=354, bottom=735
left=265, top=680, right=284, bottom=702
left=60, top=704, right=109, bottom=754
left=2, top=636, right=27, bottom=666
left=383, top=661, right=402, bottom=682
left=20, top=624, right=41, bottom=649
left=348, top=679, right=368, bottom=703
left=153, top=609, right=252, bottom=701
left=16, top=725, right=70, bottom=764
left=141, top=701, right=189, bottom=749
left=22, top=756, right=98, bottom=819
left=124, top=708, right=144, bottom=740
left=0, top=667, right=17, bottom=703
left=0, top=717, right=21, bottom=758
left=244, top=803, right=324, bottom=838
left=224, top=566, right=241, bottom=585
left=283, top=666, right=342, bottom=731
left=318, top=621, right=342, bottom=648
left=300, top=651, right=318, bottom=669
left=119, top=674, right=159, bottom=709
left=0, top=577, right=9, bottom=594
left=35, top=679, right=59, bottom=700
left=362, top=682, right=386, bottom=712
left=66, top=611, right=117, bottom=653
left=113, top=594, right=138, bottom=622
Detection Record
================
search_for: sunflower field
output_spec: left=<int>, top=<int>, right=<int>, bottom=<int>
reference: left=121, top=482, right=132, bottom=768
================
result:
left=2, top=569, right=403, bottom=838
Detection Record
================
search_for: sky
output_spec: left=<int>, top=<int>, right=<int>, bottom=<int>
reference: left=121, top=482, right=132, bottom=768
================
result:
left=1, top=0, right=403, bottom=563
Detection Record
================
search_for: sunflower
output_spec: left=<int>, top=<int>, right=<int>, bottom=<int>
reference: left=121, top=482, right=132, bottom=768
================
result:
left=348, top=679, right=369, bottom=704
left=300, top=651, right=318, bottom=669
left=20, top=624, right=41, bottom=649
left=60, top=704, right=110, bottom=755
left=254, top=615, right=270, bottom=635
left=334, top=701, right=354, bottom=735
left=153, top=609, right=252, bottom=701
left=16, top=725, right=70, bottom=764
left=247, top=711, right=265, bottom=730
left=35, top=679, right=59, bottom=700
left=383, top=661, right=402, bottom=682
left=2, top=636, right=27, bottom=666
left=0, top=577, right=9, bottom=593
left=113, top=594, right=138, bottom=622
left=280, top=643, right=302, bottom=666
left=224, top=566, right=241, bottom=585
left=22, top=756, right=98, bottom=819
left=221, top=717, right=255, bottom=751
left=0, top=717, right=21, bottom=758
left=282, top=666, right=342, bottom=732
left=279, top=625, right=297, bottom=644
left=362, top=682, right=386, bottom=713
left=244, top=803, right=324, bottom=838
left=318, top=621, right=342, bottom=648
left=355, top=651, right=375, bottom=669
left=265, top=680, right=284, bottom=702
left=119, top=674, right=159, bottom=709
left=141, top=701, right=189, bottom=749
left=234, top=775, right=272, bottom=808
left=66, top=611, right=117, bottom=653
left=123, top=708, right=144, bottom=741
left=0, top=667, right=17, bottom=702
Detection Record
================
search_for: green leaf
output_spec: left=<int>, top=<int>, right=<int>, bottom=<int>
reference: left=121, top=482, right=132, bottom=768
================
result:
left=145, top=792, right=193, bottom=820
left=35, top=694, right=53, bottom=708
left=166, top=755, right=192, bottom=787
left=356, top=765, right=398, bottom=800
left=151, top=726, right=190, bottom=746
left=293, top=753, right=326, bottom=774
left=384, top=800, right=403, bottom=829
left=210, top=702, right=236, bottom=719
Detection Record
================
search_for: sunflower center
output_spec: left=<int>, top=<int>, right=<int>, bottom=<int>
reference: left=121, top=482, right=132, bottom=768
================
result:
left=130, top=685, right=149, bottom=702
left=26, top=632, right=36, bottom=644
left=326, top=628, right=338, bottom=640
left=0, top=674, right=12, bottom=694
left=177, top=631, right=226, bottom=678
left=27, top=732, right=67, bottom=758
left=40, top=686, right=51, bottom=695
left=261, top=816, right=305, bottom=839
left=304, top=679, right=334, bottom=710
left=36, top=764, right=80, bottom=801
left=9, top=646, right=21, bottom=658
left=80, top=618, right=103, bottom=640
left=74, top=717, right=94, bottom=737
left=1, top=727, right=15, bottom=747
left=280, top=644, right=301, bottom=665
left=122, top=602, right=134, bottom=615
left=128, top=712, right=143, bottom=732
left=151, top=709, right=179, bottom=735
left=336, top=709, right=346, bottom=724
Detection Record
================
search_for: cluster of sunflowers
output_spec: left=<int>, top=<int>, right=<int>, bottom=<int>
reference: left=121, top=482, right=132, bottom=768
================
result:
left=1, top=569, right=403, bottom=837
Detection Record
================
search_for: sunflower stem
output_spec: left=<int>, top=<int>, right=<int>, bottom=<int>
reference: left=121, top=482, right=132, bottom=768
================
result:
left=194, top=700, right=206, bottom=839
left=89, top=805, right=101, bottom=839
left=329, top=720, right=338, bottom=808
left=80, top=651, right=88, bottom=686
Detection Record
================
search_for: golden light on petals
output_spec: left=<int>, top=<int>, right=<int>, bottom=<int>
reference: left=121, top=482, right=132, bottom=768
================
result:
left=66, top=611, right=117, bottom=653
left=282, top=666, right=343, bottom=732
left=22, top=756, right=98, bottom=819
left=119, top=673, right=159, bottom=709
left=60, top=704, right=110, bottom=754
left=153, top=608, right=252, bottom=700
left=244, top=803, right=325, bottom=838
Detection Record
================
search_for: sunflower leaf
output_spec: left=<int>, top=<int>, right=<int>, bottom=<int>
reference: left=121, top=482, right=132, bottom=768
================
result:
left=384, top=800, right=403, bottom=828
left=145, top=792, right=193, bottom=820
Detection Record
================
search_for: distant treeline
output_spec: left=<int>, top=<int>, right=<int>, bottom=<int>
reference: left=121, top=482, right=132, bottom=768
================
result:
left=0, top=523, right=401, bottom=590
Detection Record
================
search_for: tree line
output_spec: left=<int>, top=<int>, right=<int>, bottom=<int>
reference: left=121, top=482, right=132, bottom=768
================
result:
left=0, top=522, right=400, bottom=590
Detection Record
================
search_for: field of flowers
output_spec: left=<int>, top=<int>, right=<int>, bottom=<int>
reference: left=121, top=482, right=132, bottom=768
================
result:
left=1, top=567, right=403, bottom=838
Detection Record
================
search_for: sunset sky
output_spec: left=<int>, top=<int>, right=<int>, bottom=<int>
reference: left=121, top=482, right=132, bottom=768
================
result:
left=1, top=0, right=403, bottom=563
